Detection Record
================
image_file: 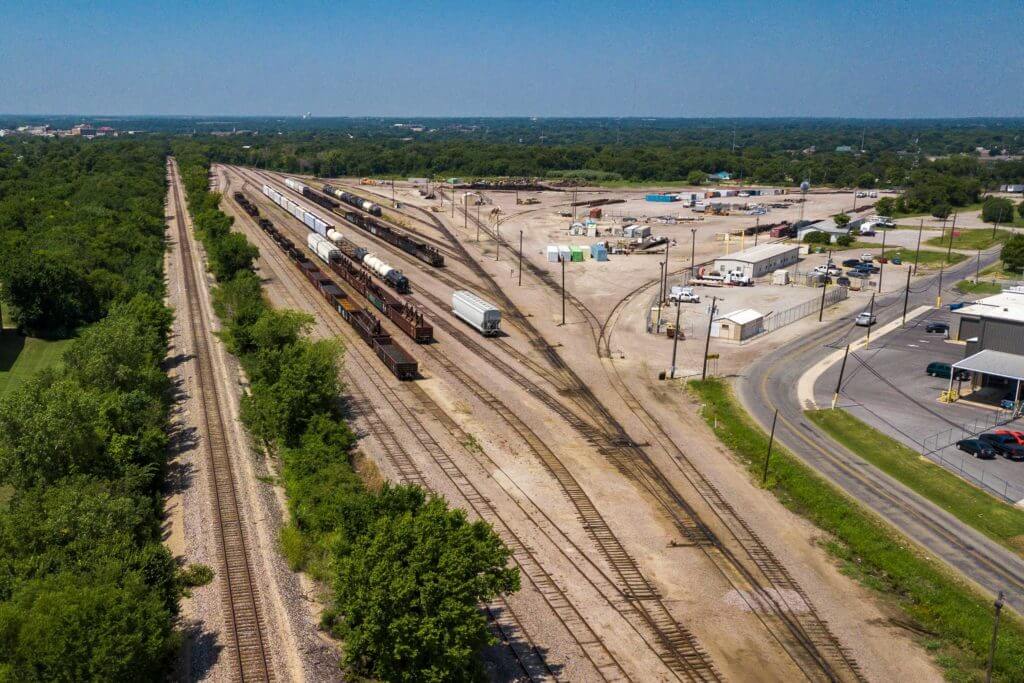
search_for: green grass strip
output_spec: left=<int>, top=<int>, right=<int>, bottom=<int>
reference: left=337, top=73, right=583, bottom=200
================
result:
left=807, top=408, right=1024, bottom=554
left=0, top=333, right=74, bottom=398
left=925, top=228, right=1013, bottom=251
left=689, top=378, right=1024, bottom=680
left=956, top=280, right=1004, bottom=295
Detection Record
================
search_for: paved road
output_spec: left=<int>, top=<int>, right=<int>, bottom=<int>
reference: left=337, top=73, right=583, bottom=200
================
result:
left=739, top=247, right=1024, bottom=614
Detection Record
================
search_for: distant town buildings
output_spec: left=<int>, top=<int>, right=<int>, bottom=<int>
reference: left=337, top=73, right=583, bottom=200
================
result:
left=1, top=123, right=121, bottom=138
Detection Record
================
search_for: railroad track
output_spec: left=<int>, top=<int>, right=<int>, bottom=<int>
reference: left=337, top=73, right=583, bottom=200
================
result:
left=169, top=160, right=273, bottom=682
left=224, top=170, right=657, bottom=681
left=238, top=169, right=723, bottom=681
left=403, top=189, right=863, bottom=680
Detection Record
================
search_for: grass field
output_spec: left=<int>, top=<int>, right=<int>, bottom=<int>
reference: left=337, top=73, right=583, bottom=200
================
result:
left=0, top=332, right=73, bottom=398
left=955, top=280, right=1004, bottom=295
left=688, top=378, right=1024, bottom=680
left=806, top=408, right=1024, bottom=554
left=880, top=247, right=966, bottom=268
left=924, top=228, right=1012, bottom=251
left=893, top=202, right=984, bottom=220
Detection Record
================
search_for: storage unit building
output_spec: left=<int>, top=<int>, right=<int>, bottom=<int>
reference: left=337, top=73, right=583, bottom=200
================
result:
left=546, top=245, right=560, bottom=263
left=592, top=243, right=609, bottom=261
left=712, top=243, right=800, bottom=279
left=711, top=309, right=764, bottom=341
left=952, top=291, right=1024, bottom=355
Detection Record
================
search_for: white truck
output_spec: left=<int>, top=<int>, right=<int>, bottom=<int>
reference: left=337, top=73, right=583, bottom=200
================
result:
left=725, top=270, right=754, bottom=286
left=669, top=286, right=700, bottom=303
left=452, top=290, right=501, bottom=336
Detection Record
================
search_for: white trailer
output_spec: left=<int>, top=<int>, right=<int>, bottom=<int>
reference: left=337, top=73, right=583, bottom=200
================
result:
left=285, top=177, right=308, bottom=193
left=307, top=232, right=339, bottom=264
left=452, top=290, right=501, bottom=336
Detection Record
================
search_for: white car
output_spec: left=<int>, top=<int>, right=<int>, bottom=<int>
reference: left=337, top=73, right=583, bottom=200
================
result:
left=855, top=312, right=877, bottom=327
left=861, top=253, right=875, bottom=262
left=669, top=286, right=700, bottom=303
left=813, top=264, right=843, bottom=277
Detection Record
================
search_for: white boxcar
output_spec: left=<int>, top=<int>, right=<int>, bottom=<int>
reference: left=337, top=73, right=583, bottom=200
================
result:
left=452, top=290, right=501, bottom=336
left=285, top=177, right=308, bottom=193
left=307, top=233, right=339, bottom=264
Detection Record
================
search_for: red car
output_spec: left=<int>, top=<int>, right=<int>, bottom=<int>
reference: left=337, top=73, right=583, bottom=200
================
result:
left=993, top=430, right=1024, bottom=446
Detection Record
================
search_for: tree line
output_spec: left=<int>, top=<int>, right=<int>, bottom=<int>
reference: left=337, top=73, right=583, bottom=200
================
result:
left=0, top=141, right=185, bottom=679
left=174, top=145, right=519, bottom=681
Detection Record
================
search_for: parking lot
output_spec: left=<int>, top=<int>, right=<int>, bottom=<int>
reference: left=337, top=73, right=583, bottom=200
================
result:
left=815, top=308, right=1024, bottom=502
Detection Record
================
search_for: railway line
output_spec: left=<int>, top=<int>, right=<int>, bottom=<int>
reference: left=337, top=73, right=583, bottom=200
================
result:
left=169, top=160, right=273, bottom=682
left=236, top=167, right=863, bottom=679
left=222, top=168, right=701, bottom=681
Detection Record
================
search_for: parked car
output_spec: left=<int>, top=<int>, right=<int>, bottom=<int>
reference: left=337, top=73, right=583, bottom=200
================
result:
left=861, top=253, right=875, bottom=262
left=846, top=270, right=869, bottom=279
left=979, top=433, right=1024, bottom=461
left=892, top=256, right=902, bottom=265
left=842, top=258, right=862, bottom=268
left=925, top=321, right=949, bottom=334
left=926, top=362, right=970, bottom=380
left=813, top=264, right=843, bottom=277
left=855, top=264, right=880, bottom=274
left=1000, top=391, right=1020, bottom=410
left=948, top=302, right=967, bottom=311
left=855, top=312, right=877, bottom=326
left=992, top=430, right=1024, bottom=446
left=877, top=256, right=888, bottom=264
left=956, top=439, right=997, bottom=459
left=836, top=276, right=851, bottom=287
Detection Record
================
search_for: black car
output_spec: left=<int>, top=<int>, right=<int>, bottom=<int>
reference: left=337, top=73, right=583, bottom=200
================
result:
left=979, top=433, right=1024, bottom=461
left=846, top=270, right=870, bottom=279
left=956, top=438, right=997, bottom=459
left=836, top=276, right=851, bottom=287
left=854, top=264, right=881, bottom=274
left=925, top=321, right=949, bottom=334
left=842, top=258, right=862, bottom=268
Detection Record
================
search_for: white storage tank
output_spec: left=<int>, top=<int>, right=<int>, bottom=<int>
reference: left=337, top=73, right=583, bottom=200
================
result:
left=327, top=228, right=344, bottom=244
left=452, top=290, right=501, bottom=336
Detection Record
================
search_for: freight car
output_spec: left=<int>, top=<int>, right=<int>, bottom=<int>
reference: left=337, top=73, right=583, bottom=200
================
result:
left=302, top=186, right=339, bottom=211
left=262, top=183, right=332, bottom=236
left=323, top=184, right=383, bottom=216
left=452, top=290, right=501, bottom=336
left=231, top=189, right=420, bottom=380
left=342, top=210, right=446, bottom=268
left=284, top=177, right=308, bottom=194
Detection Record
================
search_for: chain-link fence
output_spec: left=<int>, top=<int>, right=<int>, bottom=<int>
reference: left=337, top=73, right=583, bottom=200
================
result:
left=924, top=445, right=1024, bottom=502
left=762, top=286, right=848, bottom=333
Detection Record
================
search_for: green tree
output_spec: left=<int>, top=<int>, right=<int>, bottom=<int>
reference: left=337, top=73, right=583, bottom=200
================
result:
left=835, top=234, right=854, bottom=248
left=333, top=497, right=519, bottom=682
left=685, top=170, right=704, bottom=186
left=874, top=197, right=896, bottom=217
left=833, top=213, right=851, bottom=228
left=982, top=197, right=1014, bottom=224
left=0, top=251, right=95, bottom=337
left=803, top=231, right=830, bottom=245
left=1002, top=234, right=1024, bottom=273
left=208, top=232, right=259, bottom=281
left=1017, top=199, right=1024, bottom=221
left=931, top=202, right=952, bottom=220
left=856, top=172, right=875, bottom=188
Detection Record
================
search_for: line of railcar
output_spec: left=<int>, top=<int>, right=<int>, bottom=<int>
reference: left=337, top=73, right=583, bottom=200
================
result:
left=233, top=191, right=419, bottom=379
left=262, top=182, right=411, bottom=294
left=321, top=184, right=446, bottom=268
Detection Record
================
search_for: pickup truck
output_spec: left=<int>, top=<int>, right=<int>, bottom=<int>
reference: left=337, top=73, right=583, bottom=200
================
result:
left=669, top=286, right=700, bottom=303
left=726, top=271, right=754, bottom=286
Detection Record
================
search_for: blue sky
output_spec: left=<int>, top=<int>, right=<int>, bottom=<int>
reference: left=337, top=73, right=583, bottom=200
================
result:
left=2, top=0, right=1022, bottom=117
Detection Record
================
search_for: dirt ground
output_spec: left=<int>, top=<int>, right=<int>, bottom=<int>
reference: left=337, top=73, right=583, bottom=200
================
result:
left=225, top=168, right=944, bottom=681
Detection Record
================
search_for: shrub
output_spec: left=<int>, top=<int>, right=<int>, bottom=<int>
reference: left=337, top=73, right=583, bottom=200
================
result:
left=982, top=196, right=1015, bottom=224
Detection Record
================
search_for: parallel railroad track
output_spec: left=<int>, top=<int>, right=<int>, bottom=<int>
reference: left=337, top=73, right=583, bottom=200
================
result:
left=170, top=161, right=273, bottom=682
left=224, top=169, right=644, bottom=681
left=239, top=169, right=721, bottom=681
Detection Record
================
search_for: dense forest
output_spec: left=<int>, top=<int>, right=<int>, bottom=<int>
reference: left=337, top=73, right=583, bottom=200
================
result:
left=175, top=145, right=519, bottom=680
left=0, top=139, right=183, bottom=678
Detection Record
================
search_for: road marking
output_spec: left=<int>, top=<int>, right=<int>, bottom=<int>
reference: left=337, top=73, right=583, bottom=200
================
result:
left=907, top=344, right=919, bottom=348
left=797, top=305, right=932, bottom=408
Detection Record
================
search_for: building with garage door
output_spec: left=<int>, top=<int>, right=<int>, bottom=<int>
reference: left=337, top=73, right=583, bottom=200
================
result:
left=712, top=243, right=800, bottom=279
left=952, top=289, right=1024, bottom=356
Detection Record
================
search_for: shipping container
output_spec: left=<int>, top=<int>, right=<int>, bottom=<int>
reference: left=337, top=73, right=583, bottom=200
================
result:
left=645, top=193, right=680, bottom=202
left=546, top=245, right=560, bottom=262
left=452, top=290, right=501, bottom=336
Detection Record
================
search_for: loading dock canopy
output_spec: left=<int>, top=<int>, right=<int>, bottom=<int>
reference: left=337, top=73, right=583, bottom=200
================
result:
left=952, top=349, right=1024, bottom=381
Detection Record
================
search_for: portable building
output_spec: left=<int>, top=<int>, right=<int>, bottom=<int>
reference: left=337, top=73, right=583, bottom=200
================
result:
left=711, top=309, right=764, bottom=341
left=546, top=245, right=560, bottom=263
left=558, top=245, right=571, bottom=262
left=771, top=269, right=790, bottom=286
left=570, top=246, right=584, bottom=262
left=580, top=245, right=591, bottom=259
left=592, top=243, right=609, bottom=261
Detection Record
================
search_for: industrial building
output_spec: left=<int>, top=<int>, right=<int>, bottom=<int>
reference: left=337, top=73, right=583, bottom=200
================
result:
left=712, top=243, right=800, bottom=279
left=711, top=309, right=764, bottom=341
left=952, top=290, right=1024, bottom=355
left=795, top=218, right=863, bottom=242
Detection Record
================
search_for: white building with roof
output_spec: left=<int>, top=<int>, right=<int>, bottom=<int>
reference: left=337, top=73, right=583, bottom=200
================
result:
left=713, top=243, right=800, bottom=279
left=711, top=308, right=764, bottom=341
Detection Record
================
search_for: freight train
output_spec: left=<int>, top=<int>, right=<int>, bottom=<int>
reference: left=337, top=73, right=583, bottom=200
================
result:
left=321, top=184, right=445, bottom=268
left=232, top=191, right=419, bottom=378
left=322, top=184, right=383, bottom=216
left=262, top=183, right=411, bottom=294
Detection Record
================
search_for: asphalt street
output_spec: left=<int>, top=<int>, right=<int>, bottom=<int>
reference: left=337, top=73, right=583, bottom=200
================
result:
left=738, top=245, right=1024, bottom=615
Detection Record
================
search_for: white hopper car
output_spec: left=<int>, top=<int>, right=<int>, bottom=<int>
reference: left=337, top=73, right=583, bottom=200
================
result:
left=451, top=290, right=501, bottom=336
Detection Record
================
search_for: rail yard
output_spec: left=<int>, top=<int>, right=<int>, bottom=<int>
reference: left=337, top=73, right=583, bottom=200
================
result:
left=199, top=164, right=950, bottom=681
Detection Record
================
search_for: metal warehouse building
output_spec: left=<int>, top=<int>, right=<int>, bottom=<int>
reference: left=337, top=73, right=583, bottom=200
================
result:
left=713, top=243, right=800, bottom=279
left=952, top=290, right=1024, bottom=356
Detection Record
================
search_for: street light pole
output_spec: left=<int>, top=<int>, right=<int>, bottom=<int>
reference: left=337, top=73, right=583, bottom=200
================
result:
left=670, top=301, right=682, bottom=378
left=902, top=268, right=912, bottom=326
left=913, top=218, right=924, bottom=275
left=831, top=344, right=851, bottom=409
left=496, top=216, right=501, bottom=261
left=754, top=215, right=760, bottom=246
left=518, top=230, right=523, bottom=287
left=560, top=257, right=566, bottom=326
left=946, top=211, right=958, bottom=262
left=937, top=265, right=944, bottom=308
left=657, top=262, right=665, bottom=328
left=690, top=228, right=697, bottom=280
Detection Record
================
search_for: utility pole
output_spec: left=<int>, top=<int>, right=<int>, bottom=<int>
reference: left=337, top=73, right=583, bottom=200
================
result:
left=518, top=230, right=523, bottom=286
left=670, top=301, right=682, bottom=378
left=992, top=206, right=1004, bottom=239
left=902, top=268, right=912, bottom=326
left=879, top=229, right=887, bottom=293
left=936, top=265, right=944, bottom=308
left=762, top=408, right=778, bottom=484
left=463, top=193, right=468, bottom=234
left=560, top=256, right=566, bottom=326
left=392, top=179, right=396, bottom=207
left=831, top=344, right=850, bottom=409
left=496, top=215, right=501, bottom=261
left=572, top=189, right=577, bottom=223
left=476, top=201, right=481, bottom=240
left=864, top=293, right=876, bottom=347
left=690, top=228, right=697, bottom=279
left=913, top=218, right=924, bottom=275
left=818, top=250, right=831, bottom=322
left=986, top=591, right=1005, bottom=683
left=663, top=240, right=670, bottom=300
left=450, top=182, right=455, bottom=218
left=657, top=262, right=665, bottom=328
left=701, top=297, right=717, bottom=381
left=754, top=215, right=760, bottom=246
left=946, top=211, right=957, bottom=262
left=976, top=248, right=982, bottom=283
